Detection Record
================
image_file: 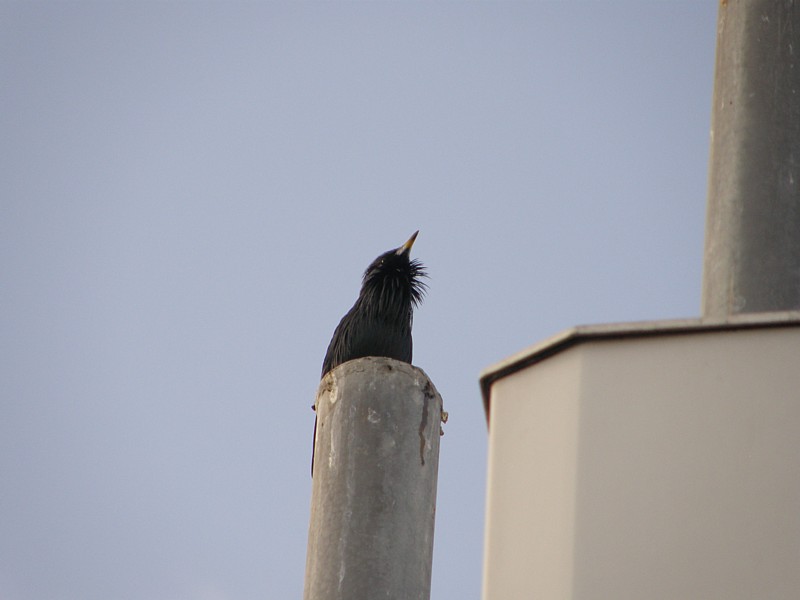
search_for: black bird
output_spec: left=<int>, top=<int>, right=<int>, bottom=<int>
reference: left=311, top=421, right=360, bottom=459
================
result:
left=313, top=231, right=427, bottom=475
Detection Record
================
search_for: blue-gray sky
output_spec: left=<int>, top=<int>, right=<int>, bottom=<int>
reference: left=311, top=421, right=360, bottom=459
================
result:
left=1, top=2, right=717, bottom=599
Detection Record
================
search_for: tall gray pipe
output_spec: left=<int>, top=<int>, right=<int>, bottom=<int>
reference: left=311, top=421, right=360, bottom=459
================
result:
left=304, top=357, right=442, bottom=600
left=702, top=0, right=800, bottom=318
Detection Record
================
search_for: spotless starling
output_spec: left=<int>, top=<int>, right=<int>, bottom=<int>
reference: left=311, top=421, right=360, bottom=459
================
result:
left=312, top=231, right=427, bottom=475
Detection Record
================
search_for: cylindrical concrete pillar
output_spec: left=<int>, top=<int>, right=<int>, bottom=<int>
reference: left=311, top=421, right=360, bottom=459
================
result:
left=702, top=0, right=800, bottom=317
left=304, top=356, right=442, bottom=600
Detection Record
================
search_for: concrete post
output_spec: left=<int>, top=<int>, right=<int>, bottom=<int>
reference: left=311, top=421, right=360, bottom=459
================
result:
left=702, top=0, right=800, bottom=317
left=304, top=356, right=442, bottom=600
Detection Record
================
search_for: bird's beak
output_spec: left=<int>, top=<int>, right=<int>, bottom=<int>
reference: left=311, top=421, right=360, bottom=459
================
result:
left=396, top=230, right=419, bottom=255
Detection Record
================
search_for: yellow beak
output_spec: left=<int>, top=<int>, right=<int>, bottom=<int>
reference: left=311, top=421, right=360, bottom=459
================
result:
left=396, top=230, right=419, bottom=255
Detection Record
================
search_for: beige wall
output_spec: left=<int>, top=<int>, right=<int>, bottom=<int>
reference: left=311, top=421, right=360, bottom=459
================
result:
left=483, top=326, right=800, bottom=600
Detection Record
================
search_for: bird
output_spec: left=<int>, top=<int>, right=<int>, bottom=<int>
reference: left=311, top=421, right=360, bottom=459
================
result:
left=312, top=231, right=427, bottom=475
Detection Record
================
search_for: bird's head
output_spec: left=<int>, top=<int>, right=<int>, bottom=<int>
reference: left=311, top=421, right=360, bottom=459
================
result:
left=361, top=230, right=427, bottom=310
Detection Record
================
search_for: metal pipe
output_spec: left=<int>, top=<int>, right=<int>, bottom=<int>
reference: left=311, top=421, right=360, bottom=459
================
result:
left=304, top=357, right=442, bottom=600
left=702, top=0, right=800, bottom=317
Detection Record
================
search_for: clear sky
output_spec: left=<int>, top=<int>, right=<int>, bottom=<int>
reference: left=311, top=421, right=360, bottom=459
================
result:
left=1, top=2, right=717, bottom=599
